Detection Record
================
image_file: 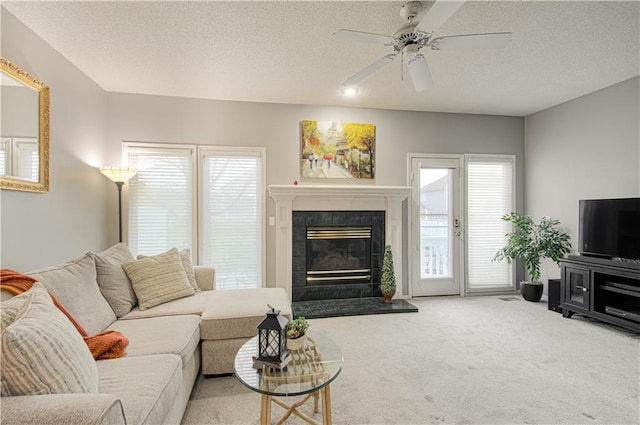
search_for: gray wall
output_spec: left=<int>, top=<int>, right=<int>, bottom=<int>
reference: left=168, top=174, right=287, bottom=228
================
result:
left=524, top=76, right=640, bottom=288
left=1, top=86, right=38, bottom=137
left=0, top=9, right=110, bottom=271
left=108, top=93, right=525, bottom=287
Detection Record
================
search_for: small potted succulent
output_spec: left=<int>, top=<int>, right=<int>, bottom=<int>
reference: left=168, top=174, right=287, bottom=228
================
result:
left=286, top=317, right=309, bottom=350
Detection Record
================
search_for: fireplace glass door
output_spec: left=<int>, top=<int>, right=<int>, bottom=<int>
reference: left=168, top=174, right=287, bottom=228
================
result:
left=306, top=226, right=372, bottom=285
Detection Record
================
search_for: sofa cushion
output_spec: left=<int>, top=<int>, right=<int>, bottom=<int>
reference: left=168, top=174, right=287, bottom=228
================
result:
left=97, top=354, right=182, bottom=425
left=178, top=249, right=200, bottom=293
left=119, top=290, right=216, bottom=320
left=28, top=253, right=117, bottom=335
left=94, top=243, right=138, bottom=318
left=123, top=248, right=195, bottom=310
left=1, top=283, right=99, bottom=396
left=138, top=248, right=200, bottom=293
left=200, top=288, right=292, bottom=340
left=106, top=315, right=200, bottom=366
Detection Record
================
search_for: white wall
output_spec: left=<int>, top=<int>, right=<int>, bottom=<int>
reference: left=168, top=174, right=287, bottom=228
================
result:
left=524, top=76, right=640, bottom=288
left=107, top=93, right=525, bottom=287
left=0, top=9, right=110, bottom=271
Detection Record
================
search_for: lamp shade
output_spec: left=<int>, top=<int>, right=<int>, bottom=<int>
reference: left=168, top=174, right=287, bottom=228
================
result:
left=100, top=166, right=138, bottom=183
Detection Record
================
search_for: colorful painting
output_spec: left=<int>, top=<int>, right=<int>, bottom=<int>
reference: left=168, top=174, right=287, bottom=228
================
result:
left=300, top=120, right=375, bottom=179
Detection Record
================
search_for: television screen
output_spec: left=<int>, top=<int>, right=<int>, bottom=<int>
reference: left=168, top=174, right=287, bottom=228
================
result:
left=579, top=198, right=640, bottom=260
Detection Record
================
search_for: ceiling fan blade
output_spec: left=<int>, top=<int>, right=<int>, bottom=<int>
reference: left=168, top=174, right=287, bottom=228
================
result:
left=406, top=53, right=433, bottom=92
left=333, top=29, right=396, bottom=46
left=431, top=32, right=513, bottom=50
left=342, top=54, right=397, bottom=86
left=415, top=0, right=466, bottom=34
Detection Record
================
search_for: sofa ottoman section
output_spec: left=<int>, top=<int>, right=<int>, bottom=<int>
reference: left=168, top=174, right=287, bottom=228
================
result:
left=200, top=288, right=291, bottom=376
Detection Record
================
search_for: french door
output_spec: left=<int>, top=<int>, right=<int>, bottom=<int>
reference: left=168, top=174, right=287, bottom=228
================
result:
left=409, top=155, right=463, bottom=296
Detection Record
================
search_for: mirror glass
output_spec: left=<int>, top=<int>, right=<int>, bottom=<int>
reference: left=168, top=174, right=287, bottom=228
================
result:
left=0, top=57, right=49, bottom=193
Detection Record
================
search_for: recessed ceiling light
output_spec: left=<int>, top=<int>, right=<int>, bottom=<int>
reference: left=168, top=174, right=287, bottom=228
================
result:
left=340, top=87, right=360, bottom=97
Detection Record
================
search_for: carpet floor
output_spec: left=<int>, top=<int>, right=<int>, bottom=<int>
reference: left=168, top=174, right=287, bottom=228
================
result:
left=183, top=295, right=639, bottom=425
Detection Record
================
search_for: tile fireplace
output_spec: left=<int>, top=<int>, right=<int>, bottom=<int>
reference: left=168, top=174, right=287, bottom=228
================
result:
left=292, top=211, right=384, bottom=301
left=268, top=184, right=411, bottom=301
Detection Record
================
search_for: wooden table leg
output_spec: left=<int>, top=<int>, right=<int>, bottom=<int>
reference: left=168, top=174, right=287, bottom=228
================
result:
left=313, top=391, right=319, bottom=413
left=261, top=394, right=271, bottom=425
left=321, top=385, right=332, bottom=425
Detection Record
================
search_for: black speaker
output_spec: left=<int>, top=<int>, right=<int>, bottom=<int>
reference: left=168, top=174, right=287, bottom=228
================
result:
left=548, top=279, right=562, bottom=313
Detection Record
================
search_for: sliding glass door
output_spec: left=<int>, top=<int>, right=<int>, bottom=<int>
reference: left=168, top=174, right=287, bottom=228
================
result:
left=410, top=156, right=463, bottom=296
left=409, top=153, right=516, bottom=296
left=465, top=155, right=515, bottom=293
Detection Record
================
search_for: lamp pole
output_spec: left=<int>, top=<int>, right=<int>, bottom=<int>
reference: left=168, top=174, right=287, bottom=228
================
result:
left=116, top=181, right=124, bottom=243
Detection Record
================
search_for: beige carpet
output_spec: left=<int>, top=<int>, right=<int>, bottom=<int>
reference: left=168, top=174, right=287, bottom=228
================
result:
left=183, top=295, right=639, bottom=425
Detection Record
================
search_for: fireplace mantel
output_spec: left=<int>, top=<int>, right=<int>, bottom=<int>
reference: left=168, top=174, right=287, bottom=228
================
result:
left=268, top=184, right=412, bottom=200
left=268, top=184, right=411, bottom=300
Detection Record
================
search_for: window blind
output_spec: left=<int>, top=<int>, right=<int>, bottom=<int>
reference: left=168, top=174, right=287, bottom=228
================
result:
left=466, top=156, right=515, bottom=290
left=0, top=138, right=9, bottom=176
left=202, top=152, right=262, bottom=289
left=127, top=147, right=194, bottom=256
left=16, top=139, right=39, bottom=181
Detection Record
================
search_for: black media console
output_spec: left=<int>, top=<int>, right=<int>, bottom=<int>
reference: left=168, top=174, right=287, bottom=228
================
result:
left=561, top=255, right=640, bottom=332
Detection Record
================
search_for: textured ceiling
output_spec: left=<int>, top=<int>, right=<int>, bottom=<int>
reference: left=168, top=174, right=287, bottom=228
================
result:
left=3, top=1, right=639, bottom=116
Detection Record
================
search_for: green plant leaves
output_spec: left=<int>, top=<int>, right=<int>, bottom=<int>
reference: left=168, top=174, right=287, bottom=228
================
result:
left=493, top=213, right=572, bottom=282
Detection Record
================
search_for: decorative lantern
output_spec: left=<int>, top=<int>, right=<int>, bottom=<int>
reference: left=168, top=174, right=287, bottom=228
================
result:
left=257, top=305, right=289, bottom=362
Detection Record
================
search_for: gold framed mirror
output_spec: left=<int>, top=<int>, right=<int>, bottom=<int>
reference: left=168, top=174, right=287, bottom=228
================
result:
left=0, top=57, right=50, bottom=193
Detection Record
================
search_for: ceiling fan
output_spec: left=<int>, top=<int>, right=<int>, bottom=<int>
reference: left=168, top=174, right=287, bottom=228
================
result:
left=334, top=0, right=512, bottom=92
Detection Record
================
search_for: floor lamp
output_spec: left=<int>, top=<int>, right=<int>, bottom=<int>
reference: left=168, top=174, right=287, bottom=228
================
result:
left=100, top=166, right=138, bottom=243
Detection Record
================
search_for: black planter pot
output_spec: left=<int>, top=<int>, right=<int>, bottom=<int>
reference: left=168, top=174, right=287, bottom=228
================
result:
left=520, top=282, right=544, bottom=302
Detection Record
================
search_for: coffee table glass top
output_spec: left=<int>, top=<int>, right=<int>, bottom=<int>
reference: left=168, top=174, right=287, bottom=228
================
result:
left=234, top=331, right=343, bottom=397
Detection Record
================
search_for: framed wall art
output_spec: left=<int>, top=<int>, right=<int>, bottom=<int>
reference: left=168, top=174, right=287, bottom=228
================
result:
left=300, top=120, right=375, bottom=179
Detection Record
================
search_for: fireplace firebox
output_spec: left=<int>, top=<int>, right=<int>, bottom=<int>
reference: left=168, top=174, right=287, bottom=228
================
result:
left=292, top=211, right=385, bottom=302
left=306, top=226, right=372, bottom=285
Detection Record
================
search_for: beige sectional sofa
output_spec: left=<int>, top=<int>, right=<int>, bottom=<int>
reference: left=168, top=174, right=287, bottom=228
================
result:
left=1, top=243, right=291, bottom=425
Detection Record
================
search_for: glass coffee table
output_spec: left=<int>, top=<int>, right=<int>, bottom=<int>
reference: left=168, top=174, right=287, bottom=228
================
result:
left=234, top=331, right=343, bottom=425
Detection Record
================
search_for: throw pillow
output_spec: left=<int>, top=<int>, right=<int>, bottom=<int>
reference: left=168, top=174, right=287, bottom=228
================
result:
left=93, top=243, right=138, bottom=317
left=1, top=283, right=99, bottom=396
left=28, top=253, right=117, bottom=335
left=137, top=248, right=200, bottom=293
left=123, top=248, right=195, bottom=310
left=179, top=249, right=201, bottom=292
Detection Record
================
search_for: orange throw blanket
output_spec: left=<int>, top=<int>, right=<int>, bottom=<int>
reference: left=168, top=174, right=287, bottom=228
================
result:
left=1, top=269, right=128, bottom=360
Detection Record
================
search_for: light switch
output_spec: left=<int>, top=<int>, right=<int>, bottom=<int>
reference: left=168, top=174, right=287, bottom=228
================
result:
left=269, top=216, right=275, bottom=226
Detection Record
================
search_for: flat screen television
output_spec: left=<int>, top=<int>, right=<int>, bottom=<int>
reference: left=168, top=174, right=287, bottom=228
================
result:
left=579, top=197, right=640, bottom=260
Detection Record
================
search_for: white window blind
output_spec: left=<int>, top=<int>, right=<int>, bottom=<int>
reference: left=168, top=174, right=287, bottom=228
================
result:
left=466, top=155, right=515, bottom=290
left=0, top=137, right=38, bottom=181
left=0, top=138, right=10, bottom=176
left=16, top=139, right=39, bottom=181
left=201, top=149, right=263, bottom=289
left=126, top=146, right=194, bottom=256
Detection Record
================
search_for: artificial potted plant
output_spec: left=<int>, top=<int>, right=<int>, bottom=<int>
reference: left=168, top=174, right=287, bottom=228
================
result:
left=381, top=245, right=396, bottom=304
left=286, top=316, right=309, bottom=350
left=493, top=212, right=572, bottom=302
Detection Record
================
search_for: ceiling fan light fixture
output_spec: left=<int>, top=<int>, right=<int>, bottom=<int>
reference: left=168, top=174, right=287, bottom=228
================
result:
left=340, top=86, right=360, bottom=97
left=334, top=0, right=510, bottom=91
left=406, top=53, right=433, bottom=92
